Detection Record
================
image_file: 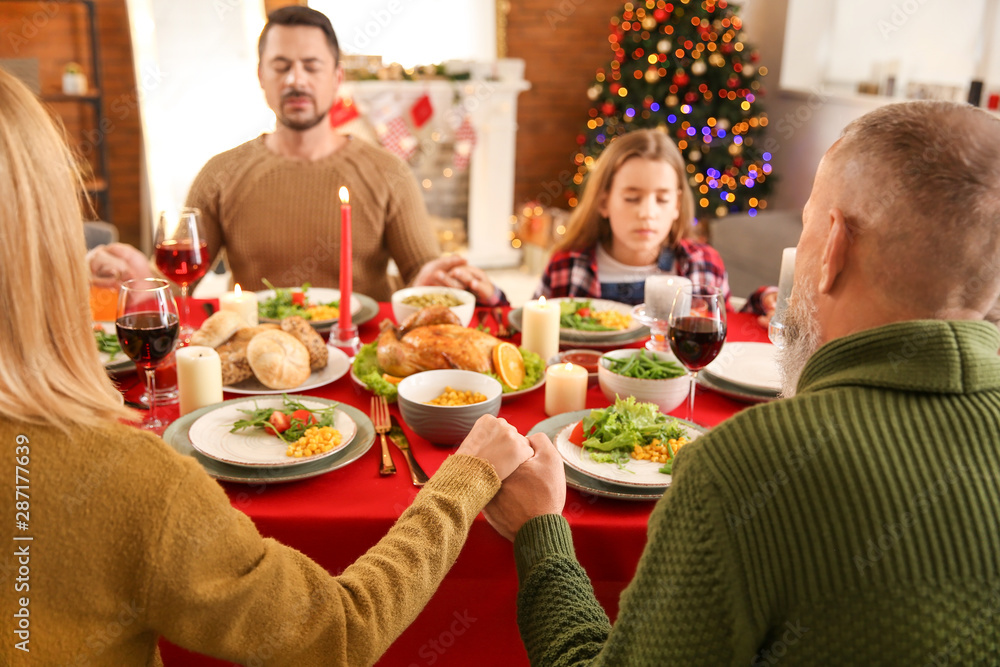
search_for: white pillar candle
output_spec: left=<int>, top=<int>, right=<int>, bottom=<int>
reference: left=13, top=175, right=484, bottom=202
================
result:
left=219, top=283, right=258, bottom=327
left=522, top=296, right=561, bottom=362
left=544, top=362, right=588, bottom=416
left=176, top=346, right=224, bottom=416
left=645, top=275, right=692, bottom=320
left=773, top=247, right=797, bottom=320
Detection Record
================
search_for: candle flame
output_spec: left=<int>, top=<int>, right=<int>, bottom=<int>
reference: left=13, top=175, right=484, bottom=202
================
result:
left=538, top=295, right=547, bottom=307
left=339, top=186, right=350, bottom=204
left=234, top=283, right=243, bottom=297
left=564, top=362, right=574, bottom=371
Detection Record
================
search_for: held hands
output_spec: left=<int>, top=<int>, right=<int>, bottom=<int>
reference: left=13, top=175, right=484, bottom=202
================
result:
left=483, top=433, right=566, bottom=542
left=413, top=256, right=496, bottom=304
left=455, top=415, right=534, bottom=481
left=87, top=243, right=153, bottom=288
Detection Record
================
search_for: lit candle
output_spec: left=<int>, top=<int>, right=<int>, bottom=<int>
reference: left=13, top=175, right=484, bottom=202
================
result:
left=522, top=296, right=560, bottom=362
left=645, top=275, right=693, bottom=320
left=218, top=283, right=258, bottom=327
left=176, top=345, right=223, bottom=416
left=338, top=186, right=352, bottom=337
left=544, top=362, right=588, bottom=416
left=773, top=247, right=797, bottom=321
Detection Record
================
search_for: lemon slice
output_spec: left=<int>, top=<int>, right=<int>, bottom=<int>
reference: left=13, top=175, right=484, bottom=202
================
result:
left=492, top=342, right=525, bottom=389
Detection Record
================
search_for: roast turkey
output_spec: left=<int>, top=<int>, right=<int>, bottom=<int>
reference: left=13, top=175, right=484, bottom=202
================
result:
left=376, top=306, right=500, bottom=377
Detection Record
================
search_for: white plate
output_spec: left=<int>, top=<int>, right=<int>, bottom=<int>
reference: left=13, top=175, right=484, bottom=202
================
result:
left=94, top=322, right=134, bottom=373
left=224, top=345, right=350, bottom=395
left=187, top=396, right=357, bottom=468
left=702, top=342, right=780, bottom=394
left=551, top=298, right=644, bottom=339
left=255, top=287, right=363, bottom=326
left=554, top=418, right=703, bottom=488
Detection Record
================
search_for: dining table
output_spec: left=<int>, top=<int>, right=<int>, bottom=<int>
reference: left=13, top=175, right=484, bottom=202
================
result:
left=137, top=301, right=769, bottom=667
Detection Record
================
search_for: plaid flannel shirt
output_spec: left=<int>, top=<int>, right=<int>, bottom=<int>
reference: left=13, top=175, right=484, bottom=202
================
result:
left=534, top=240, right=772, bottom=315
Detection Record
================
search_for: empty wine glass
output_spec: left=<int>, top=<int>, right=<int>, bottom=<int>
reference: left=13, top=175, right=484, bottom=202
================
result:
left=667, top=285, right=727, bottom=422
left=154, top=208, right=208, bottom=343
left=116, top=279, right=179, bottom=433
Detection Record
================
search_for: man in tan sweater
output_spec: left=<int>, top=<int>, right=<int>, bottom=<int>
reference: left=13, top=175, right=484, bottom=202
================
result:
left=88, top=7, right=501, bottom=304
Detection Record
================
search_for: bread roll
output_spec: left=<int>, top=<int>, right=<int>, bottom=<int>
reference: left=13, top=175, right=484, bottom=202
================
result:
left=246, top=330, right=311, bottom=389
left=217, top=340, right=254, bottom=386
left=229, top=323, right=280, bottom=345
left=281, top=316, right=329, bottom=370
left=191, top=310, right=248, bottom=348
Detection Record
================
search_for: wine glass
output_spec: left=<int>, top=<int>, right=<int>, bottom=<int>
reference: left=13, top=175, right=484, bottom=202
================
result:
left=667, top=285, right=727, bottom=423
left=116, top=279, right=179, bottom=433
left=154, top=208, right=208, bottom=343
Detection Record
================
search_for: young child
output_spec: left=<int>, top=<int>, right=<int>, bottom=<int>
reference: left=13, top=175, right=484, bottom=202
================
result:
left=534, top=129, right=774, bottom=317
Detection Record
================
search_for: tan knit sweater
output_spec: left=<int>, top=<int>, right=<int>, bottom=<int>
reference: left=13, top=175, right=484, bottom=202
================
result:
left=186, top=135, right=440, bottom=302
left=0, top=418, right=499, bottom=666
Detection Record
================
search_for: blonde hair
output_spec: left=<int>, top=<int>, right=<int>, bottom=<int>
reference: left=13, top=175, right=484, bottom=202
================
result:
left=0, top=70, right=133, bottom=428
left=556, top=129, right=695, bottom=253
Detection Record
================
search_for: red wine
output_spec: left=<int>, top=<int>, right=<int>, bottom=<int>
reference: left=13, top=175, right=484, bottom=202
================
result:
left=669, top=316, right=725, bottom=371
left=116, top=312, right=179, bottom=367
left=155, top=239, right=208, bottom=286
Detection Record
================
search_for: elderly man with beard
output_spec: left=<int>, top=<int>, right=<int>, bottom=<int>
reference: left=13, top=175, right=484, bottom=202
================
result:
left=87, top=6, right=500, bottom=304
left=481, top=101, right=1000, bottom=665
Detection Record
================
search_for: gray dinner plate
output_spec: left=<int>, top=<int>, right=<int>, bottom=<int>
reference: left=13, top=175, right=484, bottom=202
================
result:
left=528, top=410, right=669, bottom=502
left=698, top=369, right=778, bottom=404
left=162, top=396, right=375, bottom=484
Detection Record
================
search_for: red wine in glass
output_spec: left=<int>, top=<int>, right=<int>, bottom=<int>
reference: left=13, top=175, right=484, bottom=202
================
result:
left=669, top=316, right=726, bottom=371
left=155, top=239, right=208, bottom=286
left=116, top=312, right=179, bottom=368
left=667, top=285, right=727, bottom=423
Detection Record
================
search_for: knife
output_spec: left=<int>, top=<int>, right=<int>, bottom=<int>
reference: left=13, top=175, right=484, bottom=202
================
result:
left=389, top=416, right=430, bottom=487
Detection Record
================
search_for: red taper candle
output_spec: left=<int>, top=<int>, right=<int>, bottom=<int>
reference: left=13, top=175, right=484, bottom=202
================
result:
left=338, top=186, right=352, bottom=337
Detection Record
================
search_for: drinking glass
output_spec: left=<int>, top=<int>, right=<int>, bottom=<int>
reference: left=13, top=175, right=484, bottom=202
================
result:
left=154, top=208, right=208, bottom=343
left=667, top=285, right=727, bottom=422
left=116, top=279, right=179, bottom=433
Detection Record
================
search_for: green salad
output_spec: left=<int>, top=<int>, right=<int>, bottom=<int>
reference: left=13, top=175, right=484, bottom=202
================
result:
left=257, top=279, right=340, bottom=321
left=93, top=327, right=121, bottom=360
left=352, top=342, right=545, bottom=402
left=578, top=397, right=689, bottom=474
left=558, top=299, right=616, bottom=331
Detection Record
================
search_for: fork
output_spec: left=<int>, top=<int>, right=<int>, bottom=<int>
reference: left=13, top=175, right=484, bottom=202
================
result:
left=492, top=306, right=511, bottom=337
left=370, top=396, right=397, bottom=476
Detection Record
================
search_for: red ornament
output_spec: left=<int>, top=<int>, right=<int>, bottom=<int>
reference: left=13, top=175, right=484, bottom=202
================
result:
left=751, top=50, right=760, bottom=63
left=654, top=8, right=668, bottom=21
left=610, top=83, right=621, bottom=94
left=733, top=157, right=744, bottom=167
left=672, top=72, right=690, bottom=86
left=601, top=102, right=616, bottom=116
left=684, top=91, right=698, bottom=103
left=410, top=94, right=433, bottom=128
left=722, top=43, right=734, bottom=54
left=577, top=134, right=586, bottom=145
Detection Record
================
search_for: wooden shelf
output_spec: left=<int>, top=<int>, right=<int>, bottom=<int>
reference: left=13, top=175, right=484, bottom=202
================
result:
left=42, top=91, right=101, bottom=103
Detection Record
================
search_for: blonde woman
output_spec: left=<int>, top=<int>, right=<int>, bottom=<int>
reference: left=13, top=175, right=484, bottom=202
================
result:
left=0, top=68, right=532, bottom=666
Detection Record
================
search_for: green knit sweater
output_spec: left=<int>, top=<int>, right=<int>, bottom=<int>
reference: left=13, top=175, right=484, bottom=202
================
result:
left=514, top=320, right=1000, bottom=666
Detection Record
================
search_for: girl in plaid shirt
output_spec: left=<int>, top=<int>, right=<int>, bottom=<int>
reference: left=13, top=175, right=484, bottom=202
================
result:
left=533, top=130, right=774, bottom=318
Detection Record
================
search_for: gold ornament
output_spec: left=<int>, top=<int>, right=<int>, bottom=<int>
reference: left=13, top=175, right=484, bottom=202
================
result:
left=657, top=39, right=671, bottom=53
left=710, top=53, right=725, bottom=67
left=728, top=143, right=743, bottom=156
left=692, top=60, right=707, bottom=75
left=743, top=64, right=756, bottom=76
left=644, top=68, right=660, bottom=83
left=688, top=149, right=702, bottom=161
left=587, top=84, right=602, bottom=100
left=716, top=206, right=729, bottom=217
left=666, top=94, right=679, bottom=106
left=642, top=16, right=657, bottom=30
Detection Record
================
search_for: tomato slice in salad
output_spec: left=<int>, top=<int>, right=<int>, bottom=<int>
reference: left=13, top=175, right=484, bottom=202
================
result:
left=568, top=421, right=588, bottom=446
left=291, top=291, right=307, bottom=306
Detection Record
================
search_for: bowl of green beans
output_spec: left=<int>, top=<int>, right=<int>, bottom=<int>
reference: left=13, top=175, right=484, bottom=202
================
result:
left=598, top=348, right=691, bottom=415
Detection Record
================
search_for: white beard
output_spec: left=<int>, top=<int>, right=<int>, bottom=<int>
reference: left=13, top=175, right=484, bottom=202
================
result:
left=777, top=280, right=822, bottom=398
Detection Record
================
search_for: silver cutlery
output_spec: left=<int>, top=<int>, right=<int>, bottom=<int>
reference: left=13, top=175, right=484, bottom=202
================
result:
left=370, top=395, right=397, bottom=476
left=389, top=415, right=429, bottom=487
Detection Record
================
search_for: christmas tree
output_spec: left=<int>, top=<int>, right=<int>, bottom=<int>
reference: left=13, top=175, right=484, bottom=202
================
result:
left=572, top=0, right=772, bottom=221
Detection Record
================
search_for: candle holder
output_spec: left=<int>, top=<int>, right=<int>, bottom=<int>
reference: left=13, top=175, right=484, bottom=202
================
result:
left=631, top=303, right=671, bottom=354
left=329, top=324, right=360, bottom=358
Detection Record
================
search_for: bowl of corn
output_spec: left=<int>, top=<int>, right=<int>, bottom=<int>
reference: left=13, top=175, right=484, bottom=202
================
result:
left=397, top=369, right=502, bottom=445
left=391, top=286, right=476, bottom=327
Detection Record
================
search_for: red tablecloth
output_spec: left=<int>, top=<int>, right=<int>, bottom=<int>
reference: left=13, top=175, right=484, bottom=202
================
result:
left=146, top=303, right=768, bottom=667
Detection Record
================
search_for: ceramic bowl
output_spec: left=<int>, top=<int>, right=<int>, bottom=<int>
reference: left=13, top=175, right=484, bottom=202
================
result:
left=397, top=369, right=502, bottom=445
left=391, top=286, right=476, bottom=328
left=597, top=348, right=691, bottom=414
left=552, top=349, right=603, bottom=387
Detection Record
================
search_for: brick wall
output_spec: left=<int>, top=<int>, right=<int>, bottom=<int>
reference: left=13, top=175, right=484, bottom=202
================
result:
left=0, top=0, right=142, bottom=247
left=507, top=0, right=621, bottom=212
